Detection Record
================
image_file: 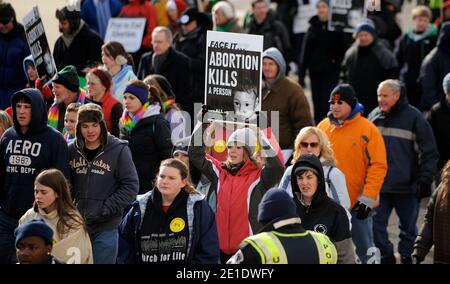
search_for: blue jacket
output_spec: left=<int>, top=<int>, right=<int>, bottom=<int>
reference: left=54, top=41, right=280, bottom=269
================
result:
left=0, top=89, right=69, bottom=220
left=81, top=0, right=123, bottom=39
left=368, top=85, right=439, bottom=193
left=117, top=190, right=220, bottom=264
left=0, top=24, right=30, bottom=109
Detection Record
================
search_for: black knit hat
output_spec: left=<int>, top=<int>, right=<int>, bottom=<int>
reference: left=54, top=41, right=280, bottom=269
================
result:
left=152, top=74, right=176, bottom=99
left=0, top=3, right=15, bottom=22
left=52, top=65, right=79, bottom=92
left=258, top=188, right=298, bottom=226
left=14, top=219, right=54, bottom=248
left=329, top=84, right=357, bottom=109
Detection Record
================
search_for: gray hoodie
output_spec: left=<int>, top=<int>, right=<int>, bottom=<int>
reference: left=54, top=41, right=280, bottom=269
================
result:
left=262, top=47, right=286, bottom=87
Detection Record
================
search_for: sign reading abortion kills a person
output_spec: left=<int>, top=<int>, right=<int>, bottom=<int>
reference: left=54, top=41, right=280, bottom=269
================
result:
left=205, top=31, right=263, bottom=120
left=329, top=0, right=367, bottom=33
left=23, top=6, right=57, bottom=82
left=104, top=18, right=146, bottom=53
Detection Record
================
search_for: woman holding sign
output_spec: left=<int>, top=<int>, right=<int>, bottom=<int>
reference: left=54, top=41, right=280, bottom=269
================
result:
left=117, top=158, right=220, bottom=264
left=189, top=121, right=284, bottom=263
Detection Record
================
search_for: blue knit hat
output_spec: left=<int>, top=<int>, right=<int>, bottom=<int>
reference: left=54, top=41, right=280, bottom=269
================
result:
left=124, top=84, right=149, bottom=105
left=354, top=21, right=376, bottom=37
left=443, top=72, right=450, bottom=95
left=258, top=188, right=297, bottom=225
left=14, top=219, right=54, bottom=248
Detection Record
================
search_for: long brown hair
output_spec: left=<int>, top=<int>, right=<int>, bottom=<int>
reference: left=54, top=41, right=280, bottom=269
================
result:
left=439, top=160, right=450, bottom=210
left=158, top=159, right=197, bottom=194
left=34, top=169, right=85, bottom=239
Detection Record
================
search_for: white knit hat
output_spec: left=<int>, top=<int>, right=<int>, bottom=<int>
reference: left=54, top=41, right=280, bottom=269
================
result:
left=227, top=128, right=258, bottom=156
left=212, top=1, right=235, bottom=20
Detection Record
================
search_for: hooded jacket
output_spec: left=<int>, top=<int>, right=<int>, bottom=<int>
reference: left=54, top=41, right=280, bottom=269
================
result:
left=290, top=154, right=355, bottom=264
left=368, top=85, right=439, bottom=193
left=317, top=103, right=387, bottom=208
left=0, top=89, right=69, bottom=220
left=262, top=47, right=313, bottom=149
left=120, top=104, right=173, bottom=194
left=68, top=134, right=139, bottom=234
left=188, top=124, right=284, bottom=255
left=117, top=189, right=220, bottom=264
left=419, top=22, right=450, bottom=110
left=22, top=55, right=35, bottom=84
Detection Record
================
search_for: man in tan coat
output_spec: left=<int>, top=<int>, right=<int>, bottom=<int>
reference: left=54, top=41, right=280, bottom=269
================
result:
left=262, top=47, right=313, bottom=163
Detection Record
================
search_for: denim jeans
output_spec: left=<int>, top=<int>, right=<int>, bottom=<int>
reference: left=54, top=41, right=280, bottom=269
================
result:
left=373, top=193, right=419, bottom=261
left=0, top=210, right=18, bottom=264
left=90, top=229, right=119, bottom=264
left=351, top=211, right=380, bottom=264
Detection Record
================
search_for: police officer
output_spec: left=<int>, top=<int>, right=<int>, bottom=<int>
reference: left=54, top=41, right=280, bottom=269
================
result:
left=227, top=187, right=338, bottom=264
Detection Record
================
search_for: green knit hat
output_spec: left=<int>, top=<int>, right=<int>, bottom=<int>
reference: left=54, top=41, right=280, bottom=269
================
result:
left=52, top=65, right=79, bottom=92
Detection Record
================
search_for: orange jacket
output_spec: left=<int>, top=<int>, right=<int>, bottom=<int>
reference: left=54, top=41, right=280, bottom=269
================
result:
left=318, top=112, right=387, bottom=208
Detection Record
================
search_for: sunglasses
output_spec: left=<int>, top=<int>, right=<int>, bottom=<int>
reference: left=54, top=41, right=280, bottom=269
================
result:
left=300, top=142, right=319, bottom=148
left=0, top=18, right=12, bottom=25
left=330, top=100, right=343, bottom=105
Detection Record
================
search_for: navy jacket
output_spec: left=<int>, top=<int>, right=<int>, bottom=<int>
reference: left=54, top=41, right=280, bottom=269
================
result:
left=69, top=135, right=139, bottom=234
left=117, top=190, right=220, bottom=264
left=419, top=23, right=450, bottom=110
left=0, top=89, right=69, bottom=220
left=368, top=85, right=439, bottom=193
left=0, top=24, right=30, bottom=109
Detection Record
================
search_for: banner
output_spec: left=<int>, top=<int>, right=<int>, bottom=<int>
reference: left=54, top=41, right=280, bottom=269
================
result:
left=23, top=6, right=57, bottom=82
left=328, top=0, right=367, bottom=33
left=205, top=31, right=263, bottom=121
left=104, top=18, right=146, bottom=53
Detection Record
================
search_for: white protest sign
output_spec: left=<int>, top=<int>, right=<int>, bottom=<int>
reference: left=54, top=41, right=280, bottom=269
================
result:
left=205, top=31, right=263, bottom=120
left=104, top=18, right=146, bottom=53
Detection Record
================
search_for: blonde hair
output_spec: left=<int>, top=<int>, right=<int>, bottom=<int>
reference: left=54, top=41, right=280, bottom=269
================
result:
left=412, top=5, right=432, bottom=20
left=292, top=126, right=336, bottom=165
left=439, top=160, right=450, bottom=211
left=0, top=110, right=12, bottom=131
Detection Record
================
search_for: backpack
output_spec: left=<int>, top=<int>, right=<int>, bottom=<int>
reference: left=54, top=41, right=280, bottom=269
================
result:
left=325, top=166, right=341, bottom=205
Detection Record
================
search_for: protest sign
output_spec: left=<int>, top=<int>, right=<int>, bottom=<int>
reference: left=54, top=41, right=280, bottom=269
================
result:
left=205, top=31, right=263, bottom=121
left=104, top=18, right=146, bottom=53
left=329, top=0, right=367, bottom=33
left=23, top=6, right=57, bottom=82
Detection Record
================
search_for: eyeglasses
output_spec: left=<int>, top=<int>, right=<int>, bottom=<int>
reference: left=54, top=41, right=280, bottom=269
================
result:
left=300, top=142, right=319, bottom=148
left=330, top=100, right=343, bottom=105
left=0, top=18, right=12, bottom=25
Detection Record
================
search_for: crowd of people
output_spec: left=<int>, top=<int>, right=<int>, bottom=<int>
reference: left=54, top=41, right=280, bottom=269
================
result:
left=0, top=0, right=450, bottom=264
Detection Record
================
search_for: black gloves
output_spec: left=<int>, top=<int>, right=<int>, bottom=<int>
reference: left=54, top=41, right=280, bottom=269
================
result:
left=352, top=201, right=372, bottom=220
left=416, top=183, right=432, bottom=201
left=412, top=255, right=424, bottom=264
